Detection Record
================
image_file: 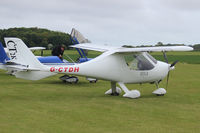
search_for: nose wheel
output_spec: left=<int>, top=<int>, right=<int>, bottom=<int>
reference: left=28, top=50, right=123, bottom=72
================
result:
left=152, top=82, right=166, bottom=96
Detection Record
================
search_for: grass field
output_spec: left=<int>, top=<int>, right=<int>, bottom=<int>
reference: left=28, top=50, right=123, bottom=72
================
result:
left=0, top=50, right=200, bottom=133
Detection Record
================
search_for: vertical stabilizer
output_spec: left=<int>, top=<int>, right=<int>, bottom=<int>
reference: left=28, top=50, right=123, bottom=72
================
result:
left=0, top=42, right=9, bottom=64
left=4, top=38, right=56, bottom=80
left=70, top=28, right=91, bottom=60
left=4, top=38, right=45, bottom=69
left=70, top=28, right=91, bottom=44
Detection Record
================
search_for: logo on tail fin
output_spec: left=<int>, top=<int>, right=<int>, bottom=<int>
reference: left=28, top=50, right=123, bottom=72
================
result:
left=7, top=40, right=17, bottom=60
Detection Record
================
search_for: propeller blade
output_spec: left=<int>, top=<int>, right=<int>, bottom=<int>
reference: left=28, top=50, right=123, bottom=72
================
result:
left=166, top=60, right=178, bottom=90
left=162, top=51, right=168, bottom=63
left=166, top=71, right=170, bottom=90
left=170, top=60, right=179, bottom=67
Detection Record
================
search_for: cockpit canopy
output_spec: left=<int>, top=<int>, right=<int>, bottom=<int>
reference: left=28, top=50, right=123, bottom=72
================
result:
left=124, top=52, right=157, bottom=71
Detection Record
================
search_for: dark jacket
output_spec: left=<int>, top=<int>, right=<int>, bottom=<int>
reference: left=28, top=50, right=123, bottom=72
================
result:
left=52, top=45, right=64, bottom=59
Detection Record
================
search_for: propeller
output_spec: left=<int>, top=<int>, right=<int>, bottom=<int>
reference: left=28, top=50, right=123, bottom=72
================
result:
left=162, top=52, right=178, bottom=90
left=162, top=51, right=168, bottom=63
left=170, top=60, right=179, bottom=67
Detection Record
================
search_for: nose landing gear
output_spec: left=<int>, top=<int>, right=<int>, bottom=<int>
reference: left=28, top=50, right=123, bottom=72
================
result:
left=152, top=82, right=166, bottom=96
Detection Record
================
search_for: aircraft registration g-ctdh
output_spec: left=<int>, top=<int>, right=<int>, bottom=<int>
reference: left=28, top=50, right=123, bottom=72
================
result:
left=4, top=37, right=193, bottom=99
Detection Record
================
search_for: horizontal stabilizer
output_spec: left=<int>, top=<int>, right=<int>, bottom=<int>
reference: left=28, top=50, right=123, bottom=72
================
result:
left=15, top=71, right=57, bottom=80
left=5, top=64, right=40, bottom=71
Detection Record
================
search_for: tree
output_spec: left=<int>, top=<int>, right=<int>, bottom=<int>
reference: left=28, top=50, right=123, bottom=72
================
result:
left=0, top=27, right=72, bottom=48
left=156, top=42, right=163, bottom=46
left=193, top=44, right=200, bottom=51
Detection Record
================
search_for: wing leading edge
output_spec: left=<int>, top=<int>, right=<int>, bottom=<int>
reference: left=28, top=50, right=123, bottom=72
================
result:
left=70, top=43, right=121, bottom=52
left=70, top=43, right=193, bottom=53
left=114, top=46, right=193, bottom=54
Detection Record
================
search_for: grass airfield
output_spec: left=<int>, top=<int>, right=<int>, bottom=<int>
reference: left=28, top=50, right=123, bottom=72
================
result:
left=0, top=51, right=200, bottom=133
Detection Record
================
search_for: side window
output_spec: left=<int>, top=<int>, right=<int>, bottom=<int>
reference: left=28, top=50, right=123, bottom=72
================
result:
left=124, top=53, right=154, bottom=70
left=124, top=55, right=137, bottom=70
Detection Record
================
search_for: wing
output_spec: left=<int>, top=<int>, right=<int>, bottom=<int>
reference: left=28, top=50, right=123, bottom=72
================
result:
left=115, top=46, right=193, bottom=53
left=29, top=47, right=46, bottom=51
left=70, top=43, right=121, bottom=52
left=71, top=43, right=193, bottom=53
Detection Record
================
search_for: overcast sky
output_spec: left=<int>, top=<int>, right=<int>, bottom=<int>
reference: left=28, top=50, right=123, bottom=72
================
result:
left=1, top=0, right=200, bottom=45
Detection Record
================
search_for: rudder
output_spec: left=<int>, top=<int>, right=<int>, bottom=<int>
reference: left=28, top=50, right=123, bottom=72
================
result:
left=0, top=42, right=9, bottom=64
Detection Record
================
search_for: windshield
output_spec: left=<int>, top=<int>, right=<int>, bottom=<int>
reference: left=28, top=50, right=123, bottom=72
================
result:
left=145, top=52, right=157, bottom=64
left=124, top=52, right=155, bottom=70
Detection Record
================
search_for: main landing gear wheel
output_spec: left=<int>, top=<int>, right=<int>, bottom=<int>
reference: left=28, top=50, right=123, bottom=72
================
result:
left=105, top=82, right=141, bottom=99
left=118, top=82, right=140, bottom=99
left=86, top=77, right=98, bottom=83
left=105, top=87, right=121, bottom=95
left=59, top=75, right=79, bottom=84
left=105, top=82, right=122, bottom=96
left=156, top=94, right=165, bottom=96
left=111, top=92, right=120, bottom=96
left=122, top=90, right=140, bottom=99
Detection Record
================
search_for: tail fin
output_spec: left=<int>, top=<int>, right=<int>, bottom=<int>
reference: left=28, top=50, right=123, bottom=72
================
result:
left=70, top=28, right=91, bottom=44
left=0, top=42, right=10, bottom=64
left=4, top=38, right=45, bottom=69
left=70, top=28, right=90, bottom=60
left=4, top=38, right=55, bottom=80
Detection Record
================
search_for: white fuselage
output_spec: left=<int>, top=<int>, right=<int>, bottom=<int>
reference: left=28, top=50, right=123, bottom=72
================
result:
left=45, top=52, right=169, bottom=84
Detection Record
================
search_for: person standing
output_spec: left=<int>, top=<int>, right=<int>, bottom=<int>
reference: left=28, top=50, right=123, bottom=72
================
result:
left=51, top=45, right=65, bottom=60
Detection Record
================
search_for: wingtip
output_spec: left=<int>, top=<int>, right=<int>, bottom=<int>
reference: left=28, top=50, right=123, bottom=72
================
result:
left=186, top=46, right=194, bottom=51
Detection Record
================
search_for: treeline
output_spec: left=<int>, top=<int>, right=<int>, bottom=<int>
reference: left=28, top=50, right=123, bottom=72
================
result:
left=0, top=27, right=72, bottom=49
left=0, top=27, right=200, bottom=51
left=193, top=44, right=200, bottom=51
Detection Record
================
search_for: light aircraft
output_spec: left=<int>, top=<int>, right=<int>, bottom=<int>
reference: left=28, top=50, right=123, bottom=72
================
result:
left=0, top=29, right=96, bottom=83
left=0, top=41, right=84, bottom=83
left=4, top=37, right=193, bottom=99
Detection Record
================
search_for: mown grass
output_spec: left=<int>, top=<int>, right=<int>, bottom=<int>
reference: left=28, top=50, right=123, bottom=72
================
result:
left=0, top=63, right=200, bottom=133
left=0, top=50, right=200, bottom=133
left=151, top=51, right=200, bottom=64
